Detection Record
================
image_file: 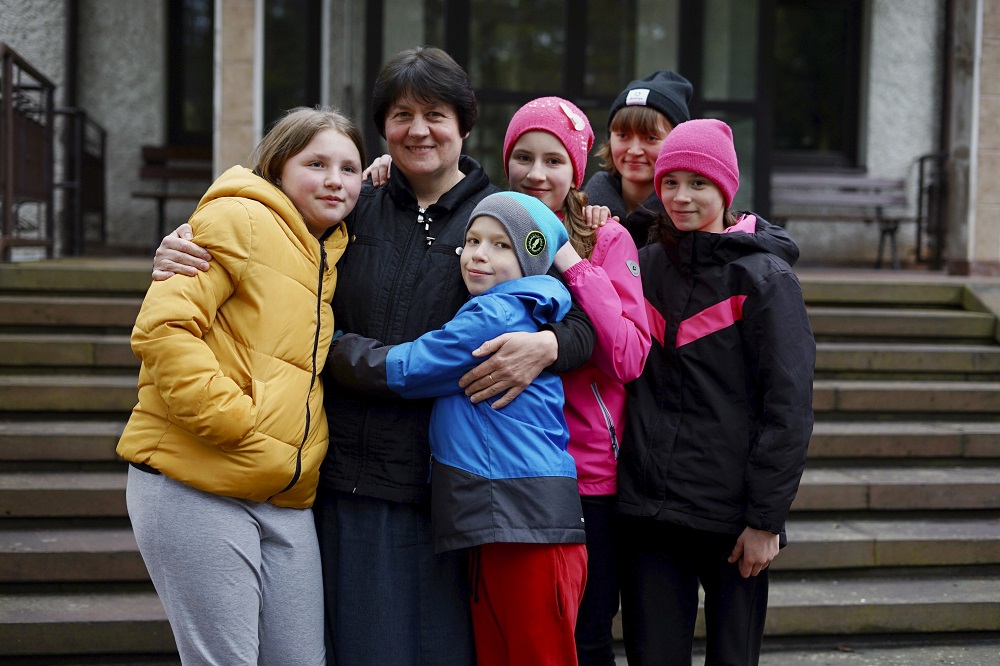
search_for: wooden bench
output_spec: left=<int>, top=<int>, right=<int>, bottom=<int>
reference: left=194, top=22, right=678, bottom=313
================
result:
left=770, top=172, right=910, bottom=270
left=132, top=145, right=212, bottom=245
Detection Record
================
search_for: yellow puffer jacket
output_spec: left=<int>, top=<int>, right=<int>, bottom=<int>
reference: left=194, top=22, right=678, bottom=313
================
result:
left=116, top=166, right=347, bottom=508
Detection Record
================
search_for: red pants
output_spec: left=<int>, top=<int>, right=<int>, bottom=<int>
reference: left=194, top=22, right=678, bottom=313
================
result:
left=470, top=542, right=588, bottom=666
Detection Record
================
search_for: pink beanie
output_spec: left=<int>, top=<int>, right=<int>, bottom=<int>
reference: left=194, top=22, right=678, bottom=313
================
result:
left=653, top=118, right=740, bottom=208
left=503, top=97, right=594, bottom=189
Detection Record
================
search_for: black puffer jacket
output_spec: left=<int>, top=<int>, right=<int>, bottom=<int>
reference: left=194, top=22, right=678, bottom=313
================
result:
left=618, top=215, right=814, bottom=542
left=320, top=156, right=595, bottom=504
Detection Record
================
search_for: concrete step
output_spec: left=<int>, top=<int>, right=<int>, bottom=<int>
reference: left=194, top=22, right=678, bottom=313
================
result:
left=0, top=421, right=125, bottom=462
left=0, top=259, right=151, bottom=297
left=0, top=527, right=147, bottom=583
left=778, top=516, right=1000, bottom=570
left=0, top=589, right=174, bottom=656
left=0, top=334, right=137, bottom=369
left=816, top=342, right=1000, bottom=377
left=764, top=574, right=1000, bottom=636
left=6, top=517, right=993, bottom=586
left=0, top=375, right=137, bottom=413
left=0, top=471, right=127, bottom=518
left=793, top=466, right=1000, bottom=511
left=0, top=295, right=141, bottom=330
left=800, top=278, right=967, bottom=308
left=813, top=379, right=1000, bottom=415
left=611, top=573, right=1000, bottom=640
left=809, top=421, right=1000, bottom=459
left=808, top=306, right=997, bottom=341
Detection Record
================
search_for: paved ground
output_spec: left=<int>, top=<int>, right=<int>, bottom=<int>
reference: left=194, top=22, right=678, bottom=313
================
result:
left=613, top=636, right=1000, bottom=665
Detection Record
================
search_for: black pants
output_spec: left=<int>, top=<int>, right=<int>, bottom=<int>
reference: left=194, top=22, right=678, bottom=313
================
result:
left=575, top=495, right=620, bottom=666
left=617, top=517, right=768, bottom=666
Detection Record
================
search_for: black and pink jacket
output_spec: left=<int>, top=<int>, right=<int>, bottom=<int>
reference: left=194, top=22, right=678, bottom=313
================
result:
left=618, top=215, right=815, bottom=541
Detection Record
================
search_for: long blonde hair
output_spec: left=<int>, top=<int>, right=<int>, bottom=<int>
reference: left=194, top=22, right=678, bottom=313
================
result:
left=563, top=188, right=596, bottom=259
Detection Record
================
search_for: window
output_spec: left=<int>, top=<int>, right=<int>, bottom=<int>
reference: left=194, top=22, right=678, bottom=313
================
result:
left=263, top=0, right=322, bottom=130
left=771, top=0, right=862, bottom=168
left=167, top=0, right=214, bottom=147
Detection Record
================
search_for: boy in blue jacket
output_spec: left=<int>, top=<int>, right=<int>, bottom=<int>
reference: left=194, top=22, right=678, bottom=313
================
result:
left=331, top=190, right=587, bottom=666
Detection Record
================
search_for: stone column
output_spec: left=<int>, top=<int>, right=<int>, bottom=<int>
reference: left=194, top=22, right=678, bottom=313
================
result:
left=947, top=0, right=1000, bottom=275
left=214, top=0, right=258, bottom=175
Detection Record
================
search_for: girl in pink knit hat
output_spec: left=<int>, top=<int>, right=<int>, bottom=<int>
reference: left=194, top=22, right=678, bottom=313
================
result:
left=501, top=96, right=652, bottom=666
left=616, top=118, right=815, bottom=666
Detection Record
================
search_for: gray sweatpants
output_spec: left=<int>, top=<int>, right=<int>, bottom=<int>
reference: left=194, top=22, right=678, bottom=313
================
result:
left=127, top=465, right=325, bottom=666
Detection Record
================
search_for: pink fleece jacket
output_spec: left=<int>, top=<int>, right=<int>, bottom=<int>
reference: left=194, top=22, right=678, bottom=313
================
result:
left=559, top=219, right=652, bottom=495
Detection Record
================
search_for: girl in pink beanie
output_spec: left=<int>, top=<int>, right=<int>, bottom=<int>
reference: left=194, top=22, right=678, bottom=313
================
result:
left=616, top=117, right=815, bottom=665
left=503, top=96, right=652, bottom=666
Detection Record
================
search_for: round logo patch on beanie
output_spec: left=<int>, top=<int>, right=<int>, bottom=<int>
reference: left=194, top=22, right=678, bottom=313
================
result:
left=524, top=230, right=547, bottom=257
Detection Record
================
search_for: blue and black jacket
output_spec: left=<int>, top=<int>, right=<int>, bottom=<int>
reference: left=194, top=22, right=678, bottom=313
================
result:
left=331, top=274, right=586, bottom=554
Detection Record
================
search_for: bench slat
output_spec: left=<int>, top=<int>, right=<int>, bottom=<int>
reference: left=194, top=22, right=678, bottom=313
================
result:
left=773, top=192, right=907, bottom=208
left=772, top=173, right=904, bottom=189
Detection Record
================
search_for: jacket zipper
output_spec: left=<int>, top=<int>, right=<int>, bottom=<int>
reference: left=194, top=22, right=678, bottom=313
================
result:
left=591, top=382, right=619, bottom=460
left=267, top=239, right=328, bottom=501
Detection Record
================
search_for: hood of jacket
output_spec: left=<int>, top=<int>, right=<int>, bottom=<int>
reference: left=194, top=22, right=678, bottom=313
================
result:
left=664, top=213, right=800, bottom=271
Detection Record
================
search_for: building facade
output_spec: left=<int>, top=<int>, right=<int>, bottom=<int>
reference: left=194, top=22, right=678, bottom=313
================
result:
left=1, top=0, right=997, bottom=273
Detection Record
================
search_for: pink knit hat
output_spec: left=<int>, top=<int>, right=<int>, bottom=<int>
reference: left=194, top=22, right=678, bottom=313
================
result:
left=503, top=97, right=594, bottom=189
left=653, top=118, right=740, bottom=208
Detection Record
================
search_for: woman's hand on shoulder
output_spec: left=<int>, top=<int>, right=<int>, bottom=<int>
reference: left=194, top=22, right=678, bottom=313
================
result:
left=582, top=205, right=616, bottom=230
left=362, top=154, right=393, bottom=187
left=152, top=223, right=212, bottom=281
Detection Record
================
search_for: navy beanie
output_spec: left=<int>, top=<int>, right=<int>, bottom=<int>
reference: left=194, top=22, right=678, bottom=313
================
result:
left=607, top=70, right=693, bottom=131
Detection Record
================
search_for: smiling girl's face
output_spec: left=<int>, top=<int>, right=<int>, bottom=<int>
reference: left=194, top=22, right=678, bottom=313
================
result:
left=280, top=128, right=363, bottom=237
left=506, top=130, right=575, bottom=215
left=658, top=170, right=726, bottom=234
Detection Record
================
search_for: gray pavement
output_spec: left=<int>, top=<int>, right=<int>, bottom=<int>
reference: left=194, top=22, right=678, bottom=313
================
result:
left=613, top=636, right=1000, bottom=665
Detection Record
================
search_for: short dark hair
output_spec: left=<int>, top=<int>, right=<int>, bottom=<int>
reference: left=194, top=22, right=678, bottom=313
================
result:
left=371, top=46, right=478, bottom=138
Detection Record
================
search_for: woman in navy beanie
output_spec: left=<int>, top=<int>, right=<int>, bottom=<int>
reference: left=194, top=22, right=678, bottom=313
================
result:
left=616, top=119, right=815, bottom=666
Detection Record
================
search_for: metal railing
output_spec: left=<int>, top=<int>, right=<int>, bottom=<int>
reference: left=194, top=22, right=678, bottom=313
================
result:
left=0, top=43, right=55, bottom=260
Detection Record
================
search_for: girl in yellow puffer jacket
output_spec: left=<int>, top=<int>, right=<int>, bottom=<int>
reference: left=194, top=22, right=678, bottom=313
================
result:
left=116, top=106, right=365, bottom=666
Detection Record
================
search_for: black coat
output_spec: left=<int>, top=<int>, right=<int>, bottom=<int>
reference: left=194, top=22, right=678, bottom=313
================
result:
left=320, top=156, right=595, bottom=504
left=618, top=216, right=815, bottom=541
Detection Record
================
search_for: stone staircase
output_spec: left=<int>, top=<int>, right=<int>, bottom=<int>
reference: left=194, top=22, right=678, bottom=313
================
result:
left=0, top=261, right=998, bottom=662
left=772, top=274, right=1000, bottom=639
left=0, top=259, right=178, bottom=663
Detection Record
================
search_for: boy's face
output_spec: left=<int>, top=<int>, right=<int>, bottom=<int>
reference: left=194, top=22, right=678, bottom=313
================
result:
left=461, top=216, right=524, bottom=296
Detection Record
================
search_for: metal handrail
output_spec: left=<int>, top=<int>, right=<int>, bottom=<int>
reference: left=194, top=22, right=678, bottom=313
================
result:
left=0, top=42, right=56, bottom=261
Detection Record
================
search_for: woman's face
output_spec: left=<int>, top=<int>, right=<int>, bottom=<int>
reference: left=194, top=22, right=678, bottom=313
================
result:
left=280, top=128, right=363, bottom=237
left=658, top=170, right=726, bottom=234
left=610, top=117, right=671, bottom=187
left=506, top=131, right=574, bottom=214
left=382, top=95, right=467, bottom=184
